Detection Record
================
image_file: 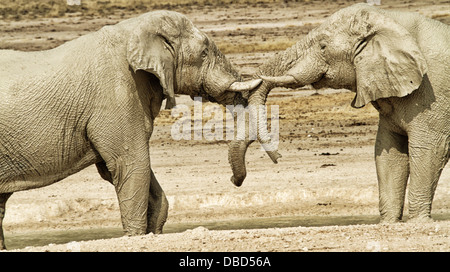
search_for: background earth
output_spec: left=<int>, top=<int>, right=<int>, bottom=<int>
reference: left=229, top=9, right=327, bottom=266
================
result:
left=1, top=0, right=449, bottom=252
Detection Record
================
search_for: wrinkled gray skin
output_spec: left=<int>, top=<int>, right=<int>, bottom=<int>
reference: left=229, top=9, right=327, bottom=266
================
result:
left=0, top=10, right=263, bottom=249
left=227, top=79, right=282, bottom=187
left=257, top=4, right=449, bottom=222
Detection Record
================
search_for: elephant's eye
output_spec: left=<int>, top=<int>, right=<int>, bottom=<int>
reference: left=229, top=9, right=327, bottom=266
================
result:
left=201, top=48, right=209, bottom=59
left=316, top=33, right=328, bottom=52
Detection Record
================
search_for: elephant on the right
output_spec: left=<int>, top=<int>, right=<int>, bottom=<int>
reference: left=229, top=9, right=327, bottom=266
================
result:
left=234, top=4, right=450, bottom=223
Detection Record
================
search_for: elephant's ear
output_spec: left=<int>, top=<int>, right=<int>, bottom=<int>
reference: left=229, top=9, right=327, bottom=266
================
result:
left=350, top=8, right=427, bottom=108
left=127, top=28, right=177, bottom=109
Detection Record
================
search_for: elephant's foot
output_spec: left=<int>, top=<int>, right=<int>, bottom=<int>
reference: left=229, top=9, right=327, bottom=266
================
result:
left=407, top=214, right=434, bottom=223
left=379, top=216, right=402, bottom=224
left=122, top=220, right=148, bottom=236
left=407, top=200, right=434, bottom=223
left=379, top=209, right=403, bottom=224
left=123, top=230, right=147, bottom=236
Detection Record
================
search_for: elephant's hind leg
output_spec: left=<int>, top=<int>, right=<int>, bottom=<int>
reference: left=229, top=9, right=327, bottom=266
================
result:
left=0, top=193, right=12, bottom=250
left=147, top=170, right=169, bottom=234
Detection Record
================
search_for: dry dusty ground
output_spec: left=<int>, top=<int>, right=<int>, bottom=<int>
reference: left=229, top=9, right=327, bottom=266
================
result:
left=1, top=0, right=450, bottom=252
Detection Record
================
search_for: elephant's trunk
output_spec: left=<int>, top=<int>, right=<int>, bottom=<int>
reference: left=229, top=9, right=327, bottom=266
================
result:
left=227, top=33, right=323, bottom=186
left=228, top=81, right=281, bottom=187
left=248, top=81, right=282, bottom=163
left=260, top=56, right=325, bottom=89
left=260, top=30, right=327, bottom=89
left=228, top=138, right=253, bottom=187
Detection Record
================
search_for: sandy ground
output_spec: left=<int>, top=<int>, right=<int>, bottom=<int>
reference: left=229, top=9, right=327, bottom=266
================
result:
left=1, top=0, right=450, bottom=252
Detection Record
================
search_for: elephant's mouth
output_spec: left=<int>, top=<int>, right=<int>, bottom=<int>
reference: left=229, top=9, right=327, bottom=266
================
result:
left=192, top=82, right=218, bottom=103
left=196, top=79, right=262, bottom=105
left=310, top=71, right=327, bottom=89
left=311, top=70, right=353, bottom=91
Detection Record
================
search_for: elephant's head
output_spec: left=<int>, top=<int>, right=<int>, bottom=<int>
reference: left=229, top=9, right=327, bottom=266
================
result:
left=123, top=11, right=274, bottom=185
left=261, top=3, right=427, bottom=109
left=125, top=10, right=261, bottom=109
left=229, top=4, right=429, bottom=186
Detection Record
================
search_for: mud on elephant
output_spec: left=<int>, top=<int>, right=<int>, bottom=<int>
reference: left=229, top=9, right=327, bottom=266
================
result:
left=245, top=4, right=449, bottom=222
left=0, top=10, right=266, bottom=249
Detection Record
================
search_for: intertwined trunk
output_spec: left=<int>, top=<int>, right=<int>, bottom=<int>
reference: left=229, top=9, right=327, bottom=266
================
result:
left=228, top=81, right=279, bottom=186
left=228, top=32, right=320, bottom=186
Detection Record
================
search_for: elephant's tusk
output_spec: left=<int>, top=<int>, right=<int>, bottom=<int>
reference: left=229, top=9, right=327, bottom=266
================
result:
left=260, top=75, right=297, bottom=86
left=227, top=79, right=262, bottom=92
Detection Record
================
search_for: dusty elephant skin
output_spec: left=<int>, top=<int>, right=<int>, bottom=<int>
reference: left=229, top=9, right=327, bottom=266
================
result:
left=0, top=10, right=263, bottom=250
left=259, top=4, right=450, bottom=223
left=228, top=80, right=282, bottom=187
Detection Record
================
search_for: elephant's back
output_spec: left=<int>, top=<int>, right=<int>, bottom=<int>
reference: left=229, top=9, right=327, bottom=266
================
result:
left=0, top=49, right=55, bottom=91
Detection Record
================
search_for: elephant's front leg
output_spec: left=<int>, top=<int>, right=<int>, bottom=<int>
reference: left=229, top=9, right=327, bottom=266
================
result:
left=108, top=155, right=151, bottom=236
left=147, top=170, right=169, bottom=234
left=407, top=134, right=449, bottom=222
left=375, top=122, right=410, bottom=223
left=96, top=162, right=168, bottom=234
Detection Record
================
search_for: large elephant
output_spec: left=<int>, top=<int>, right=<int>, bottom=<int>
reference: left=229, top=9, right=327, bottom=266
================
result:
left=0, top=10, right=265, bottom=249
left=240, top=4, right=449, bottom=223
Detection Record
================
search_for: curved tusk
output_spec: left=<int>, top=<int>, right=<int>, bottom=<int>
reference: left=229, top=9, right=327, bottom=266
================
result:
left=260, top=75, right=297, bottom=86
left=228, top=79, right=262, bottom=92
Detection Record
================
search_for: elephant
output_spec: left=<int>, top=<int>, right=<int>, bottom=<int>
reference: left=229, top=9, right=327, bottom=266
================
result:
left=0, top=10, right=269, bottom=249
left=236, top=3, right=450, bottom=223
